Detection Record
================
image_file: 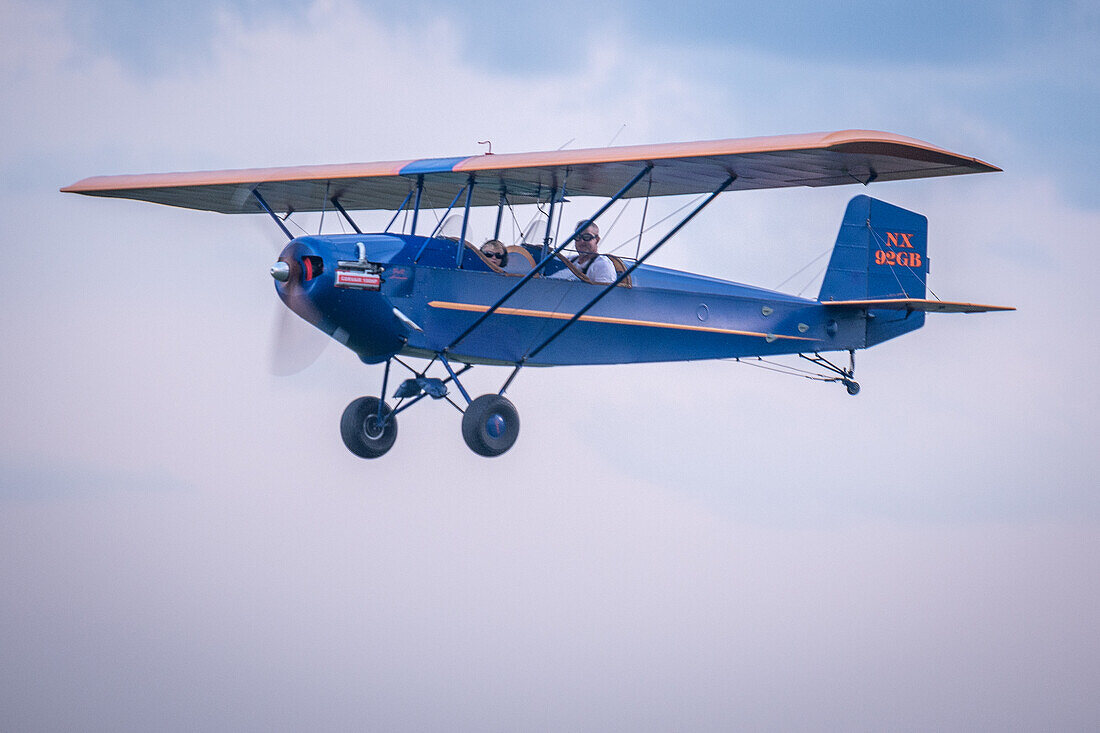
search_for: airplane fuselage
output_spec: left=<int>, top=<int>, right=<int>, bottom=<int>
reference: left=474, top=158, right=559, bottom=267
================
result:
left=277, top=233, right=875, bottom=367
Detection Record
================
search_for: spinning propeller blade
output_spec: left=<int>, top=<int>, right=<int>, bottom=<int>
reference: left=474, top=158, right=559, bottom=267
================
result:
left=258, top=218, right=330, bottom=376
left=270, top=300, right=329, bottom=376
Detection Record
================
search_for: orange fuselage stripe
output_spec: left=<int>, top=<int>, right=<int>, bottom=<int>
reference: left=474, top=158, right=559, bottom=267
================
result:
left=427, top=301, right=815, bottom=341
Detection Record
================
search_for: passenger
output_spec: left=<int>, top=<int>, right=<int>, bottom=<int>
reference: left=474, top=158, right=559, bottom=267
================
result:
left=480, top=239, right=509, bottom=268
left=548, top=221, right=615, bottom=283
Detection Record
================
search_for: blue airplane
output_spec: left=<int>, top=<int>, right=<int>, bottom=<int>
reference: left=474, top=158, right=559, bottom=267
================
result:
left=63, top=130, right=1012, bottom=458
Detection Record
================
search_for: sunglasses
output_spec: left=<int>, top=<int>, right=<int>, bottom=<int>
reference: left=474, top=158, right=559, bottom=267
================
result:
left=577, top=233, right=599, bottom=242
left=484, top=251, right=504, bottom=259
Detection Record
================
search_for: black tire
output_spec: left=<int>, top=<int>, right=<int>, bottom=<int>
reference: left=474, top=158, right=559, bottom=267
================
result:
left=461, top=394, right=520, bottom=457
left=340, top=396, right=397, bottom=458
left=845, top=380, right=861, bottom=396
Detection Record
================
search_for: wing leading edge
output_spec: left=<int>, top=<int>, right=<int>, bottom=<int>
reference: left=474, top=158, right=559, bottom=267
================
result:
left=61, top=130, right=1000, bottom=214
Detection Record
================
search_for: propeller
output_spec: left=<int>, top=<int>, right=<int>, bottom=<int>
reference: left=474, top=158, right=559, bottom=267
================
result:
left=269, top=293, right=330, bottom=376
left=255, top=214, right=331, bottom=376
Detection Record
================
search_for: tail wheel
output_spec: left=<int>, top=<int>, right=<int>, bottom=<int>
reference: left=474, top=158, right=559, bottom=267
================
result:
left=340, top=396, right=397, bottom=458
left=844, top=379, right=861, bottom=396
left=461, top=394, right=520, bottom=457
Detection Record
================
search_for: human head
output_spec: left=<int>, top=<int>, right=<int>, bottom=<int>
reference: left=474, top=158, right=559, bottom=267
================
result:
left=575, top=221, right=600, bottom=254
left=480, top=239, right=508, bottom=267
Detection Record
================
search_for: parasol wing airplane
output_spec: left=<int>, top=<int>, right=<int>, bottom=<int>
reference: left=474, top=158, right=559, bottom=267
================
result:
left=63, top=130, right=1012, bottom=458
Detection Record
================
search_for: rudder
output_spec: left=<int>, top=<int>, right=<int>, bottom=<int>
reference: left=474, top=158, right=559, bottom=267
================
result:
left=818, top=195, right=929, bottom=346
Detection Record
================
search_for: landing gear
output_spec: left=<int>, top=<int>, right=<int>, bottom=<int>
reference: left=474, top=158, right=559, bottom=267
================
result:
left=462, top=394, right=520, bottom=457
left=799, top=349, right=861, bottom=396
left=339, top=356, right=522, bottom=458
left=340, top=396, right=397, bottom=458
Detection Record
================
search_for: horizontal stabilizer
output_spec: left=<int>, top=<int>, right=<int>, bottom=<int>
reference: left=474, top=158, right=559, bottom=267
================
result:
left=823, top=298, right=1014, bottom=313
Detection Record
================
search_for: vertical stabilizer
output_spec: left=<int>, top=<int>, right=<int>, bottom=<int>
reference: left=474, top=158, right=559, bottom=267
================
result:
left=819, top=195, right=929, bottom=346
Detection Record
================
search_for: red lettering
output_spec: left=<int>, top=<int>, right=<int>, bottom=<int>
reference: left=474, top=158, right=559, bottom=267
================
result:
left=886, top=232, right=898, bottom=247
left=875, top=248, right=922, bottom=268
left=899, top=232, right=913, bottom=248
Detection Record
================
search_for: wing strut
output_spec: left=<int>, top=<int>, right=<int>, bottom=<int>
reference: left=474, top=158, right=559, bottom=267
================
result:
left=330, top=196, right=363, bottom=234
left=523, top=173, right=737, bottom=363
left=252, top=189, right=293, bottom=240
left=493, top=189, right=506, bottom=240
left=383, top=190, right=413, bottom=233
left=410, top=175, right=424, bottom=236
left=414, top=181, right=471, bottom=262
left=455, top=175, right=476, bottom=267
left=444, top=163, right=654, bottom=353
left=541, top=179, right=566, bottom=260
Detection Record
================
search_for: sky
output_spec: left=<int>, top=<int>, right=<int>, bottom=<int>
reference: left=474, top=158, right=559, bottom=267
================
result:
left=1, top=0, right=1098, bottom=730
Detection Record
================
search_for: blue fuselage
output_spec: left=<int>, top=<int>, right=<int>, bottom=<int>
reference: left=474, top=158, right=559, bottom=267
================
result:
left=276, top=234, right=868, bottom=366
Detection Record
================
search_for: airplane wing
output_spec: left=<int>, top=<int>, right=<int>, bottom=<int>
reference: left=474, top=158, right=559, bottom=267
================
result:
left=61, top=129, right=999, bottom=214
left=823, top=299, right=1015, bottom=313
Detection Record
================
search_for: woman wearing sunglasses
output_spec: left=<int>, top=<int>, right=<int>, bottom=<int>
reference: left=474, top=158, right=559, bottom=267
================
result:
left=479, top=239, right=509, bottom=268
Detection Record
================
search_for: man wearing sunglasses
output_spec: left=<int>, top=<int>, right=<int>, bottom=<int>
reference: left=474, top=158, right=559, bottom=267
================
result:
left=548, top=221, right=615, bottom=284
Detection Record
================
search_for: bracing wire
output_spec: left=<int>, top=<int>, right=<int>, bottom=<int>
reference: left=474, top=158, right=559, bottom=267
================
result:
left=866, top=224, right=942, bottom=301
left=774, top=247, right=831, bottom=290
left=595, top=198, right=632, bottom=250
left=796, top=264, right=829, bottom=297
left=286, top=215, right=310, bottom=236
left=606, top=194, right=705, bottom=256
left=722, top=356, right=843, bottom=384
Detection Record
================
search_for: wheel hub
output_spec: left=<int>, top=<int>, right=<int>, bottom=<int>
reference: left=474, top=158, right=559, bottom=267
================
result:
left=486, top=413, right=506, bottom=439
left=363, top=414, right=385, bottom=439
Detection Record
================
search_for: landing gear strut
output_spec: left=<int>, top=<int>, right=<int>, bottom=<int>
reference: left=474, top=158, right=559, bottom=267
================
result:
left=801, top=349, right=860, bottom=396
left=339, top=356, right=523, bottom=459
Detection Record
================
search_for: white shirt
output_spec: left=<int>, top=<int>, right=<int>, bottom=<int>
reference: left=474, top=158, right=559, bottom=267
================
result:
left=547, top=254, right=616, bottom=284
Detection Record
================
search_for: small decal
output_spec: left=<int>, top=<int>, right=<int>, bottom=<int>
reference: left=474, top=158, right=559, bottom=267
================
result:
left=336, top=269, right=381, bottom=290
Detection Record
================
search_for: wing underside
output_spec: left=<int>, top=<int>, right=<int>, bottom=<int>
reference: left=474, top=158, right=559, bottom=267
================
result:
left=61, top=130, right=1000, bottom=214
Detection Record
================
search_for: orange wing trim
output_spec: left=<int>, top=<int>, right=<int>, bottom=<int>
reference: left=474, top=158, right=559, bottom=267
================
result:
left=62, top=129, right=1000, bottom=214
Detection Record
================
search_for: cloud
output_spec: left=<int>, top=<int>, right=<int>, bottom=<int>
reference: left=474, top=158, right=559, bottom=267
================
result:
left=2, top=1, right=1099, bottom=729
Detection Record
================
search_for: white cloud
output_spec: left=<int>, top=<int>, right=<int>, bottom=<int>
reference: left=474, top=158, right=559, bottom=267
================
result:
left=2, top=1, right=1099, bottom=728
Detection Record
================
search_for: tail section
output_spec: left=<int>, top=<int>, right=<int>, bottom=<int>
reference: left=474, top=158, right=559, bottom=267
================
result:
left=819, top=195, right=929, bottom=346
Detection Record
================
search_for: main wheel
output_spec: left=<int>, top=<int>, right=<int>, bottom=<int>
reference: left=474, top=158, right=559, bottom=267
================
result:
left=340, top=396, right=397, bottom=458
left=461, top=394, right=520, bottom=457
left=845, top=380, right=861, bottom=396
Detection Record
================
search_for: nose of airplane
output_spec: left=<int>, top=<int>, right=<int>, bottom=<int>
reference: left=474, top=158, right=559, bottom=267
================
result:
left=272, top=241, right=326, bottom=288
left=270, top=261, right=291, bottom=281
left=272, top=240, right=327, bottom=328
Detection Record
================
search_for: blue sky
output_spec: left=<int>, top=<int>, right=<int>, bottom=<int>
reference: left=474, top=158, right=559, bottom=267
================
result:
left=2, top=1, right=1099, bottom=729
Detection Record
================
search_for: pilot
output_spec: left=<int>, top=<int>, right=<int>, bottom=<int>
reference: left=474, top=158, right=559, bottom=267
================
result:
left=549, top=221, right=615, bottom=283
left=480, top=239, right=509, bottom=268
